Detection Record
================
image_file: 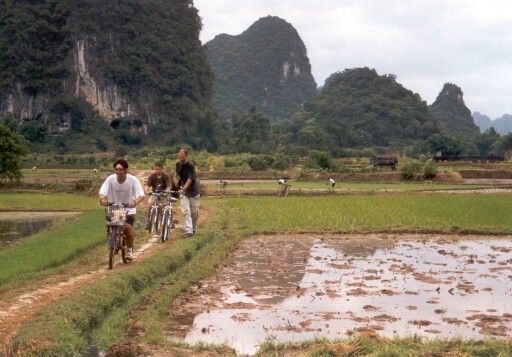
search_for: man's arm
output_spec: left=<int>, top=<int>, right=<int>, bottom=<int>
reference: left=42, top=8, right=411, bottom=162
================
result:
left=98, top=176, right=110, bottom=206
left=180, top=178, right=193, bottom=194
left=130, top=178, right=146, bottom=209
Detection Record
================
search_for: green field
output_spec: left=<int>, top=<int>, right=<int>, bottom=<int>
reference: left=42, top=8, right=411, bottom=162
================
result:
left=2, top=190, right=511, bottom=356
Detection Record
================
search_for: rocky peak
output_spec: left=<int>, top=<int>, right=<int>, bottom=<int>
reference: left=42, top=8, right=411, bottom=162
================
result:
left=429, top=83, right=480, bottom=138
left=204, top=15, right=317, bottom=121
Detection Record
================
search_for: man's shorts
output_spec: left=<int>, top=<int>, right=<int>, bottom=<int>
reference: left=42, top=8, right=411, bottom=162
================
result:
left=126, top=215, right=135, bottom=226
left=148, top=195, right=168, bottom=205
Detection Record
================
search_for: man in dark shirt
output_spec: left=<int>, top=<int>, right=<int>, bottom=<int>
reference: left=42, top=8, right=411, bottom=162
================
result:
left=145, top=162, right=171, bottom=229
left=173, top=149, right=200, bottom=237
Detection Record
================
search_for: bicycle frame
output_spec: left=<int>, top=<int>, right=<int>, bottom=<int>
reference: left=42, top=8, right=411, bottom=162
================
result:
left=105, top=203, right=129, bottom=269
left=160, top=191, right=178, bottom=242
left=148, top=191, right=166, bottom=233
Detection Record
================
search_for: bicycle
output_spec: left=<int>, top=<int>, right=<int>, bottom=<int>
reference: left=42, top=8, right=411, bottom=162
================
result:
left=148, top=190, right=166, bottom=234
left=160, top=191, right=179, bottom=242
left=105, top=203, right=130, bottom=269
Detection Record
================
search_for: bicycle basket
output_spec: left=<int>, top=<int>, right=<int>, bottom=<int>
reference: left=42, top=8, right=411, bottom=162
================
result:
left=106, top=205, right=127, bottom=226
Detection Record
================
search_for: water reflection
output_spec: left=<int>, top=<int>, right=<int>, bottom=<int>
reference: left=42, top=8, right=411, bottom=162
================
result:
left=0, top=212, right=79, bottom=248
left=166, top=234, right=512, bottom=355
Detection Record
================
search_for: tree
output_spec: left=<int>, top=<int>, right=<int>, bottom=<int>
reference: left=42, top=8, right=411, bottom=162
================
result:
left=0, top=124, right=29, bottom=183
left=424, top=133, right=475, bottom=156
left=475, top=127, right=500, bottom=155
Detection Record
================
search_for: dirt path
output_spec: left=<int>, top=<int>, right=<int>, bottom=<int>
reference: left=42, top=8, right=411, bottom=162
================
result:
left=0, top=170, right=208, bottom=355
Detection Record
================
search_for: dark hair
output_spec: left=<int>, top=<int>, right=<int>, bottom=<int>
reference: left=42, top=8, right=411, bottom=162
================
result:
left=155, top=162, right=163, bottom=168
left=113, top=158, right=129, bottom=169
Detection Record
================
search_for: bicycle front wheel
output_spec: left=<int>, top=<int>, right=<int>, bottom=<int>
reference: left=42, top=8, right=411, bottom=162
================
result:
left=108, top=227, right=115, bottom=269
left=155, top=207, right=163, bottom=232
left=149, top=208, right=157, bottom=234
left=161, top=210, right=170, bottom=242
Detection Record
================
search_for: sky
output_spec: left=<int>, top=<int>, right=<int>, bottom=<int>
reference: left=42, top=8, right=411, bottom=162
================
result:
left=193, top=0, right=512, bottom=120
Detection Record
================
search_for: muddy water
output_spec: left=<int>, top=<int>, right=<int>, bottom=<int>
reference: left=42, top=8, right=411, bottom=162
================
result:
left=166, top=234, right=512, bottom=355
left=0, top=212, right=79, bottom=248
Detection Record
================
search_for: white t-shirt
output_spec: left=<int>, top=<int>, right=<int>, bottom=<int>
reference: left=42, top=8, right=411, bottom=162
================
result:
left=99, top=173, right=144, bottom=215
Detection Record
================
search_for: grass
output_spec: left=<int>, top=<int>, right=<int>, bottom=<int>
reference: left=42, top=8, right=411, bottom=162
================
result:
left=227, top=194, right=512, bottom=233
left=7, top=193, right=512, bottom=356
left=203, top=180, right=494, bottom=192
left=0, top=192, right=98, bottom=211
left=21, top=168, right=100, bottom=178
left=0, top=210, right=104, bottom=287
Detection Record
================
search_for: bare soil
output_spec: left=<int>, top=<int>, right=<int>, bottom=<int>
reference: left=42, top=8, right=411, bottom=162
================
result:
left=1, top=171, right=512, bottom=356
left=0, top=170, right=208, bottom=355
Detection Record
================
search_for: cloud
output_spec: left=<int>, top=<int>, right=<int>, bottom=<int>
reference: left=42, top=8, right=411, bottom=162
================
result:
left=194, top=0, right=512, bottom=119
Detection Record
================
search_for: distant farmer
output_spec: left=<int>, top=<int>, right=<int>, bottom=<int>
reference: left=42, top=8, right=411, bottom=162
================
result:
left=173, top=149, right=200, bottom=238
left=278, top=178, right=286, bottom=185
left=99, top=158, right=145, bottom=260
left=329, top=178, right=336, bottom=188
left=145, top=162, right=171, bottom=229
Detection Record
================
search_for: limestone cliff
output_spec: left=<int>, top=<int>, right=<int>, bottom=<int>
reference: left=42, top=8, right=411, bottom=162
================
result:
left=204, top=16, right=317, bottom=121
left=429, top=83, right=480, bottom=137
left=0, top=0, right=213, bottom=144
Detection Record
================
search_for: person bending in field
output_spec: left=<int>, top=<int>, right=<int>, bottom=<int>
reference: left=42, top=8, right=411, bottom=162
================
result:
left=144, top=162, right=171, bottom=230
left=99, top=158, right=145, bottom=260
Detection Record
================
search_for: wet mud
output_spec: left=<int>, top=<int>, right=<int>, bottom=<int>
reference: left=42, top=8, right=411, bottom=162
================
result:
left=166, top=234, right=512, bottom=355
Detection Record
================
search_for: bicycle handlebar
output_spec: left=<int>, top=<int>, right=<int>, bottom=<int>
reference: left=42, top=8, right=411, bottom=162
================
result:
left=149, top=190, right=179, bottom=195
left=106, top=202, right=130, bottom=207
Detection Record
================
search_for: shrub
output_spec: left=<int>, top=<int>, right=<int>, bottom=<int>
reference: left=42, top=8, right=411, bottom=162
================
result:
left=423, top=161, right=438, bottom=179
left=246, top=155, right=272, bottom=171
left=400, top=159, right=421, bottom=179
left=271, top=153, right=294, bottom=170
left=304, top=150, right=333, bottom=171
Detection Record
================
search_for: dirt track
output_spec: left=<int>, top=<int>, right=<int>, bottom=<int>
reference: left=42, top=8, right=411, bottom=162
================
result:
left=1, top=173, right=511, bottom=355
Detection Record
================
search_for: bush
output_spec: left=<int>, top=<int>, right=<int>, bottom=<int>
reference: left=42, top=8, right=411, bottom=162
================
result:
left=271, top=153, right=294, bottom=170
left=423, top=161, right=438, bottom=179
left=246, top=155, right=272, bottom=171
left=304, top=150, right=334, bottom=171
left=400, top=159, right=421, bottom=179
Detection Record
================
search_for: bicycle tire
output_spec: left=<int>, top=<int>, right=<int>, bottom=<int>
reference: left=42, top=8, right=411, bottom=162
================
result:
left=155, top=207, right=163, bottom=232
left=121, top=232, right=128, bottom=263
left=161, top=210, right=170, bottom=242
left=108, top=227, right=115, bottom=269
left=149, top=208, right=157, bottom=234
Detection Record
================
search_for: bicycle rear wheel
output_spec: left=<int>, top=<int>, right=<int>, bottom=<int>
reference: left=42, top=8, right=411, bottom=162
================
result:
left=161, top=210, right=170, bottom=242
left=121, top=232, right=128, bottom=263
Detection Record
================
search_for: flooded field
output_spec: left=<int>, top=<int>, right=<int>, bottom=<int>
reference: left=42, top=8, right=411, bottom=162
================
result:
left=0, top=212, right=79, bottom=248
left=167, top=234, right=512, bottom=355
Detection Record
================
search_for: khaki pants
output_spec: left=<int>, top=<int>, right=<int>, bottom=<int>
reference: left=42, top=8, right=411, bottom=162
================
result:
left=181, top=194, right=199, bottom=234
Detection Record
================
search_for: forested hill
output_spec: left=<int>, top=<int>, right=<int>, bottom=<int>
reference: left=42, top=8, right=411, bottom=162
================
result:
left=203, top=16, right=317, bottom=121
left=0, top=0, right=213, bottom=149
left=429, top=83, right=480, bottom=138
left=301, top=67, right=442, bottom=148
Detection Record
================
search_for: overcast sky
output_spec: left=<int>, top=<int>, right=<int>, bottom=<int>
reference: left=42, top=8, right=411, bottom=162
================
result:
left=193, top=0, right=512, bottom=119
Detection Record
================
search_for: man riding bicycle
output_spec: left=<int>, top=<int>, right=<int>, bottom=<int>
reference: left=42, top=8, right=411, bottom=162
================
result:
left=145, top=162, right=171, bottom=230
left=99, top=158, right=145, bottom=260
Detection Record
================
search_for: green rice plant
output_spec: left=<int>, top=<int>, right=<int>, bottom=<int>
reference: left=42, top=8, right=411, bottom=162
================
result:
left=0, top=209, right=104, bottom=287
left=10, top=195, right=512, bottom=356
left=203, top=180, right=490, bottom=192
left=0, top=192, right=98, bottom=211
left=225, top=195, right=512, bottom=233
